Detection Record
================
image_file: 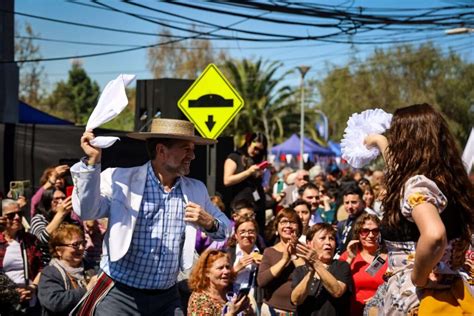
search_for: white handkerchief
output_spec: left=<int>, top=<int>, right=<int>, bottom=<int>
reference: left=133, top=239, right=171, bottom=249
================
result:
left=341, top=108, right=392, bottom=168
left=182, top=195, right=197, bottom=270
left=90, top=136, right=120, bottom=148
left=85, top=74, right=136, bottom=148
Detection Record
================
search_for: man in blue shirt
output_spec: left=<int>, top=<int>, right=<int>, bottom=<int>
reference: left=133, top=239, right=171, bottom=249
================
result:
left=71, top=118, right=231, bottom=315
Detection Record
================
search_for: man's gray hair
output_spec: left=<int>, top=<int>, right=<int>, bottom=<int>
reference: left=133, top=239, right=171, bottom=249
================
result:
left=2, top=199, right=18, bottom=212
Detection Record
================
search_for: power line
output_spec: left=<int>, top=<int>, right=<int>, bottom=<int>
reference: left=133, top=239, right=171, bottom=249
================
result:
left=14, top=35, right=143, bottom=48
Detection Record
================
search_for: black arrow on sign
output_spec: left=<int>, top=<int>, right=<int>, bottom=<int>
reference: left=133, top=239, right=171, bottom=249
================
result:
left=206, top=115, right=216, bottom=131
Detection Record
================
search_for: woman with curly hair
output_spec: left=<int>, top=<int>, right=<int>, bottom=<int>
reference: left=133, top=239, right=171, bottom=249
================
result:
left=187, top=249, right=253, bottom=316
left=364, top=103, right=474, bottom=315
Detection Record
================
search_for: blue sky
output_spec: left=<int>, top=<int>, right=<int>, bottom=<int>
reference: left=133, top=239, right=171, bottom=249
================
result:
left=14, top=0, right=473, bottom=93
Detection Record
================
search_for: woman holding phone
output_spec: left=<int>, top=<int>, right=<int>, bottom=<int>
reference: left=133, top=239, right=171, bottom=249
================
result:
left=30, top=188, right=77, bottom=265
left=223, top=132, right=268, bottom=232
left=188, top=249, right=254, bottom=316
left=227, top=216, right=263, bottom=314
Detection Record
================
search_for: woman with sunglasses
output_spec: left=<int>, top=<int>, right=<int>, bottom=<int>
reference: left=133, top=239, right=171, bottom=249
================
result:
left=338, top=213, right=387, bottom=316
left=0, top=199, right=43, bottom=314
left=38, top=223, right=98, bottom=316
left=223, top=132, right=268, bottom=233
left=30, top=188, right=76, bottom=265
left=257, top=208, right=303, bottom=315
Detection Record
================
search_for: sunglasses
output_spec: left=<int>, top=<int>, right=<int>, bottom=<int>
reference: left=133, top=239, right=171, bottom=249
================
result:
left=5, top=212, right=23, bottom=220
left=359, top=228, right=380, bottom=237
left=60, top=240, right=87, bottom=249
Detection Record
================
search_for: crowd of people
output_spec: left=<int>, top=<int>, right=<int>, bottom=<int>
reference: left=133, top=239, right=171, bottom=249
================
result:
left=0, top=104, right=473, bottom=315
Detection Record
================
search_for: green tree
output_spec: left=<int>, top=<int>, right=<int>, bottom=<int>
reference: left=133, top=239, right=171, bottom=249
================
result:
left=15, top=22, right=45, bottom=105
left=223, top=58, right=300, bottom=148
left=45, top=61, right=100, bottom=124
left=317, top=43, right=473, bottom=145
left=147, top=27, right=229, bottom=79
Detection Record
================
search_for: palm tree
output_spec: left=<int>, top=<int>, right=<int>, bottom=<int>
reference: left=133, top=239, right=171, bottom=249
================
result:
left=223, top=58, right=296, bottom=148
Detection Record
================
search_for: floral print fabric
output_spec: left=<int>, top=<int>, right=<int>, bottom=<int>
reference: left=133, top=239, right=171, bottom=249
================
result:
left=188, top=291, right=224, bottom=316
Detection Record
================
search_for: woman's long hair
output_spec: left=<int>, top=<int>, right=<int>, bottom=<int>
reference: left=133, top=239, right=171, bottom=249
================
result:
left=383, top=103, right=473, bottom=243
left=35, top=188, right=56, bottom=221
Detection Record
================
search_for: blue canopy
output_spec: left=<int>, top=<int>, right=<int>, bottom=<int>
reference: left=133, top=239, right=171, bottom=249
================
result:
left=271, top=134, right=334, bottom=156
left=19, top=101, right=73, bottom=125
left=328, top=140, right=341, bottom=157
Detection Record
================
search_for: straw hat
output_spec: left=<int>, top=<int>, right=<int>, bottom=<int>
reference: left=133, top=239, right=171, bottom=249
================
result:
left=127, top=118, right=216, bottom=145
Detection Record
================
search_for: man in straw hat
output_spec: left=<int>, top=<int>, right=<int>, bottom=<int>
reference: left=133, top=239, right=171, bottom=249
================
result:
left=70, top=118, right=231, bottom=315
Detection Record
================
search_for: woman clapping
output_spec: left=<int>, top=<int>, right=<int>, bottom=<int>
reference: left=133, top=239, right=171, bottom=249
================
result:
left=292, top=223, right=353, bottom=315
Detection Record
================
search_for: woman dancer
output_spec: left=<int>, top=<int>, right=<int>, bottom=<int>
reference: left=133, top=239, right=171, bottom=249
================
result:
left=364, top=103, right=474, bottom=315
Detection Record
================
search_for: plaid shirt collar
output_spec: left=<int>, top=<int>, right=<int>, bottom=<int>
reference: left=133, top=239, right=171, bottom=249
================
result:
left=147, top=162, right=182, bottom=193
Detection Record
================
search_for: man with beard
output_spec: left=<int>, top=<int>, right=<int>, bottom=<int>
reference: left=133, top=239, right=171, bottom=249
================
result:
left=336, top=186, right=366, bottom=256
left=70, top=118, right=230, bottom=315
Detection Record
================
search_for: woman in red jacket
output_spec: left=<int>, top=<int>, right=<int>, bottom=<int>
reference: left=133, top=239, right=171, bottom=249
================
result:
left=339, top=213, right=387, bottom=316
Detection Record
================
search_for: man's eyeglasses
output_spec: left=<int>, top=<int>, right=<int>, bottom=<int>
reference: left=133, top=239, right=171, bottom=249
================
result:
left=5, top=212, right=22, bottom=220
left=60, top=240, right=87, bottom=249
left=279, top=219, right=298, bottom=227
left=359, top=228, right=380, bottom=237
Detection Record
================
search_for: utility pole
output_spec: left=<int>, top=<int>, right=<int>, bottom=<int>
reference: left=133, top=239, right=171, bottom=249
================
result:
left=0, top=0, right=19, bottom=123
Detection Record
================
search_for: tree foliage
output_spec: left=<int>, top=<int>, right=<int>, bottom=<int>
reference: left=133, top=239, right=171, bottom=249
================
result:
left=147, top=28, right=229, bottom=79
left=223, top=58, right=302, bottom=148
left=44, top=61, right=100, bottom=125
left=15, top=22, right=45, bottom=106
left=317, top=43, right=473, bottom=145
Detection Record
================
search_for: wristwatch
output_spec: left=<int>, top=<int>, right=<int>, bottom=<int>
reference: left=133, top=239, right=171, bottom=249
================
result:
left=207, top=218, right=220, bottom=233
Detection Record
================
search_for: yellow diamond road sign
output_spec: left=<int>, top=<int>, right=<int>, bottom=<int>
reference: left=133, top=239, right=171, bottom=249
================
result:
left=178, top=63, right=244, bottom=139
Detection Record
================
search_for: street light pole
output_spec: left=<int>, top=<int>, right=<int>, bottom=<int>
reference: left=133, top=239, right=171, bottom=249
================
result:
left=297, top=66, right=311, bottom=169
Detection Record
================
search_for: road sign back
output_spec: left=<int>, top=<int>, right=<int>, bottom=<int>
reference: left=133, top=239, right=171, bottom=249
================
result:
left=178, top=63, right=244, bottom=139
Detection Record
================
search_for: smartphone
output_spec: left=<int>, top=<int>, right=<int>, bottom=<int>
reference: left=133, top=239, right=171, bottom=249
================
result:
left=257, top=161, right=269, bottom=170
left=10, top=180, right=30, bottom=199
left=237, top=287, right=251, bottom=298
left=66, top=186, right=74, bottom=198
